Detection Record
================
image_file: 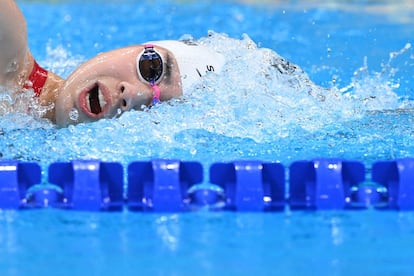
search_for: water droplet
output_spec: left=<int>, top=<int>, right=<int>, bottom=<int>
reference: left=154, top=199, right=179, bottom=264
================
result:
left=69, top=108, right=79, bottom=121
left=6, top=60, right=18, bottom=73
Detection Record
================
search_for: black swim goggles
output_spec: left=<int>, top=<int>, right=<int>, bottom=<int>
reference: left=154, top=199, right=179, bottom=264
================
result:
left=137, top=45, right=163, bottom=104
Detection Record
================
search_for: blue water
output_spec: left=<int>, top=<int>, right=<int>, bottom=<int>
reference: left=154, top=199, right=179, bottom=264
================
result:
left=0, top=0, right=414, bottom=275
left=1, top=210, right=414, bottom=275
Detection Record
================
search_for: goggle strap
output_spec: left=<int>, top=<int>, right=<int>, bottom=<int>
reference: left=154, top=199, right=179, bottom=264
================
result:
left=151, top=83, right=161, bottom=105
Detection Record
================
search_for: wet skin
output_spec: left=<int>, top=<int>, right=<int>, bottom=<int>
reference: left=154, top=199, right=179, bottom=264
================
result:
left=55, top=45, right=183, bottom=126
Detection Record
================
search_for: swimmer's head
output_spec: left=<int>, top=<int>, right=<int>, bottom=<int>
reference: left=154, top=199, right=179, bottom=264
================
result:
left=55, top=45, right=182, bottom=126
left=55, top=41, right=225, bottom=127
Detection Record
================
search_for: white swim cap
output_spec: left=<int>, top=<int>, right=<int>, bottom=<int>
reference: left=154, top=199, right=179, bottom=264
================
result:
left=150, top=40, right=225, bottom=89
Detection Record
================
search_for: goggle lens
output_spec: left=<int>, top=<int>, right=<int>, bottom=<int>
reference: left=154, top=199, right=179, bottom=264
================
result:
left=138, top=46, right=163, bottom=83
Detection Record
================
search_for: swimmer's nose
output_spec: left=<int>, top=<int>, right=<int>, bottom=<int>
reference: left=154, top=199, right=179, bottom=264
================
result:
left=117, top=82, right=149, bottom=111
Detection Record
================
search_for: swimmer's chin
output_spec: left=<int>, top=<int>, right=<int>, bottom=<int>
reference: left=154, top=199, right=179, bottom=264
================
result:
left=55, top=107, right=81, bottom=127
left=55, top=111, right=97, bottom=127
left=54, top=97, right=91, bottom=127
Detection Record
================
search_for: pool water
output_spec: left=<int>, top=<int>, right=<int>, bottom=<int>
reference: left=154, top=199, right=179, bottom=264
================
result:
left=1, top=0, right=414, bottom=274
left=1, top=210, right=414, bottom=275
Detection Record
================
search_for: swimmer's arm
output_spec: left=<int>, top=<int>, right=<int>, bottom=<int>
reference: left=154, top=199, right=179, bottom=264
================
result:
left=0, top=0, right=30, bottom=85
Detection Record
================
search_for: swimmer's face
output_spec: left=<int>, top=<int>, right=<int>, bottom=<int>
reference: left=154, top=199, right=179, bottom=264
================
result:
left=55, top=45, right=182, bottom=126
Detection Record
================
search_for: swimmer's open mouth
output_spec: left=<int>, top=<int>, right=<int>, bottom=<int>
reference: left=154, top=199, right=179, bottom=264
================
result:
left=88, top=84, right=106, bottom=114
left=80, top=82, right=110, bottom=118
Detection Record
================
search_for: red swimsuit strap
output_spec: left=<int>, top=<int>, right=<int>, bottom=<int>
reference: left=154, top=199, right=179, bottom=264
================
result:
left=23, top=60, right=48, bottom=97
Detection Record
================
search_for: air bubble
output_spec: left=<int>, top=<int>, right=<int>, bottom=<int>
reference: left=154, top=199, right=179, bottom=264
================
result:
left=69, top=108, right=79, bottom=121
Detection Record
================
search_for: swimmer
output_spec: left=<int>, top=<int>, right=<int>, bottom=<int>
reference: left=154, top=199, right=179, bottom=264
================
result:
left=1, top=0, right=227, bottom=127
left=1, top=0, right=305, bottom=127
